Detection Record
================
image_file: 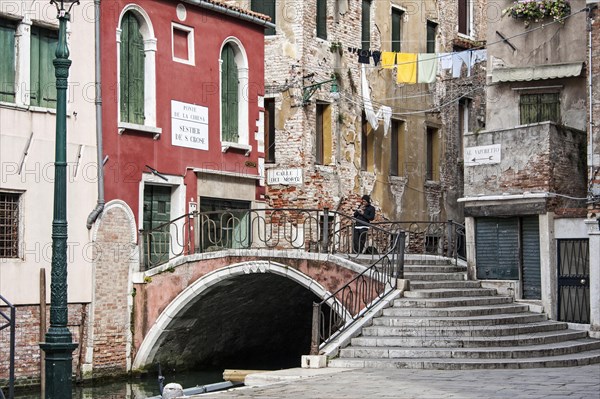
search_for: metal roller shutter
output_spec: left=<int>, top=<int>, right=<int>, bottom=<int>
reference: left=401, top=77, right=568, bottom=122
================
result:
left=521, top=216, right=541, bottom=299
left=476, top=218, right=519, bottom=280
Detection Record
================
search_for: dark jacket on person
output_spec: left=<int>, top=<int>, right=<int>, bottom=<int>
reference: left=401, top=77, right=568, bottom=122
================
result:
left=354, top=204, right=375, bottom=227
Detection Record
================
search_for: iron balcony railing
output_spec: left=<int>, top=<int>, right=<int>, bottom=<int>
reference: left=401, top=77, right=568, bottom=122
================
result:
left=0, top=294, right=15, bottom=399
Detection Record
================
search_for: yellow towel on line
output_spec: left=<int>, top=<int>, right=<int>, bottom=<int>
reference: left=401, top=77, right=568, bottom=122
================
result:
left=396, top=53, right=417, bottom=84
left=381, top=52, right=396, bottom=69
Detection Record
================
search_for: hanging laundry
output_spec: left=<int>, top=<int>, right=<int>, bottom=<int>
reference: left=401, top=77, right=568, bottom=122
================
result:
left=417, top=53, right=438, bottom=84
left=360, top=64, right=392, bottom=135
left=358, top=49, right=371, bottom=64
left=381, top=106, right=392, bottom=137
left=396, top=53, right=417, bottom=84
left=439, top=53, right=453, bottom=71
left=471, top=49, right=487, bottom=65
left=361, top=64, right=377, bottom=129
left=381, top=52, right=396, bottom=69
left=372, top=50, right=381, bottom=66
left=451, top=51, right=470, bottom=78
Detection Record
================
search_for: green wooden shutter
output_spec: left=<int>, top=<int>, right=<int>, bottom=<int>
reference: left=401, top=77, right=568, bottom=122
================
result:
left=316, top=0, right=327, bottom=39
left=221, top=44, right=238, bottom=142
left=251, top=0, right=276, bottom=35
left=30, top=27, right=40, bottom=106
left=361, top=0, right=371, bottom=50
left=120, top=12, right=145, bottom=124
left=426, top=21, right=437, bottom=54
left=0, top=21, right=16, bottom=103
left=30, top=27, right=57, bottom=108
left=40, top=30, right=57, bottom=108
left=391, top=9, right=401, bottom=52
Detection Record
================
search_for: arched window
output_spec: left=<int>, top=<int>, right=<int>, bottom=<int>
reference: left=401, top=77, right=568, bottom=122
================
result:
left=221, top=43, right=239, bottom=143
left=120, top=12, right=145, bottom=125
left=117, top=6, right=159, bottom=135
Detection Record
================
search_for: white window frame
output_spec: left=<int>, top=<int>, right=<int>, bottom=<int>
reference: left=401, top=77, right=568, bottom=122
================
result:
left=219, top=36, right=251, bottom=154
left=171, top=22, right=194, bottom=66
left=116, top=5, right=160, bottom=135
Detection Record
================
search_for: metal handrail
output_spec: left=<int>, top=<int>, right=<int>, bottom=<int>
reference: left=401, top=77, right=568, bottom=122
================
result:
left=139, top=208, right=406, bottom=270
left=139, top=207, right=412, bottom=355
left=372, top=219, right=466, bottom=263
left=310, top=231, right=405, bottom=354
left=0, top=294, right=16, bottom=399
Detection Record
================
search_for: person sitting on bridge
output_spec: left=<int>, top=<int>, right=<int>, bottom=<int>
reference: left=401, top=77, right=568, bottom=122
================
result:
left=353, top=195, right=375, bottom=254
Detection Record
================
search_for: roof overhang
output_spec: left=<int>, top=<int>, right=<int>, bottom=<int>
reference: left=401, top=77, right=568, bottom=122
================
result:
left=491, top=62, right=583, bottom=83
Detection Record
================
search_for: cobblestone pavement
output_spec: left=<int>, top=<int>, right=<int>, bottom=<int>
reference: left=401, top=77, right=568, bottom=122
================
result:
left=194, top=365, right=600, bottom=399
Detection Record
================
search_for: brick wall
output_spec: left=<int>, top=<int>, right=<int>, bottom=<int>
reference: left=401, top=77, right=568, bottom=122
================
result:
left=89, top=203, right=137, bottom=378
left=0, top=304, right=88, bottom=388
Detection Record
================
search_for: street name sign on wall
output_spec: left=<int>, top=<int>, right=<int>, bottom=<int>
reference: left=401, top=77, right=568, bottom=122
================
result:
left=267, top=168, right=303, bottom=185
left=171, top=100, right=209, bottom=150
left=464, top=144, right=501, bottom=166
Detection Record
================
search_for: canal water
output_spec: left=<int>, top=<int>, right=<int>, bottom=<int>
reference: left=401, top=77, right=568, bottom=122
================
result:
left=14, top=369, right=224, bottom=399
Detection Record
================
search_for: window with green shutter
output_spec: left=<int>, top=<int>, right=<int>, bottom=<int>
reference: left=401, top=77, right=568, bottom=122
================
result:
left=30, top=26, right=58, bottom=108
left=251, top=0, right=276, bottom=35
left=426, top=21, right=437, bottom=53
left=221, top=43, right=239, bottom=143
left=120, top=12, right=145, bottom=125
left=361, top=0, right=371, bottom=50
left=519, top=93, right=560, bottom=125
left=0, top=20, right=16, bottom=103
left=316, top=0, right=327, bottom=40
left=391, top=8, right=402, bottom=53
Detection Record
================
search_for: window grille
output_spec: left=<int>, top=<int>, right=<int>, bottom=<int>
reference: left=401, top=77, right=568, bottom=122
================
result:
left=0, top=193, right=20, bottom=258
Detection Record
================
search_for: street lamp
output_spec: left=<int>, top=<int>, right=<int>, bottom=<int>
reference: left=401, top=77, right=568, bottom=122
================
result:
left=39, top=1, right=80, bottom=398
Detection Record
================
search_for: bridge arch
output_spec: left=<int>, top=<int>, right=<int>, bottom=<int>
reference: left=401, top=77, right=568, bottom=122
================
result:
left=133, top=260, right=348, bottom=370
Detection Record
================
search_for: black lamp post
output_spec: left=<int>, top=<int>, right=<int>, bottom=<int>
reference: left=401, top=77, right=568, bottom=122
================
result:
left=39, top=1, right=80, bottom=398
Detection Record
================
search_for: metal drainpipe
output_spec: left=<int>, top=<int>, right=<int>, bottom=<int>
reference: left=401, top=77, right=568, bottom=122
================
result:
left=86, top=0, right=105, bottom=229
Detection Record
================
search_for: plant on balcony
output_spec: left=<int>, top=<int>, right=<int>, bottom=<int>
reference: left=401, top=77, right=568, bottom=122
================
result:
left=503, top=0, right=571, bottom=27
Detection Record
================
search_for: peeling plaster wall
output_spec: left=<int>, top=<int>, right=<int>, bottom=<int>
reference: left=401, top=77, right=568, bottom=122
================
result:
left=464, top=123, right=588, bottom=210
left=228, top=0, right=488, bottom=223
left=485, top=0, right=588, bottom=132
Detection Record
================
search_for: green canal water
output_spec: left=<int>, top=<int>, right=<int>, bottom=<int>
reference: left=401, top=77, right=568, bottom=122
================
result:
left=13, top=369, right=224, bottom=399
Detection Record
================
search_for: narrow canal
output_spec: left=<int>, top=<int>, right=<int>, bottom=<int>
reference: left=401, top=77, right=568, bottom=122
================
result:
left=14, top=369, right=223, bottom=398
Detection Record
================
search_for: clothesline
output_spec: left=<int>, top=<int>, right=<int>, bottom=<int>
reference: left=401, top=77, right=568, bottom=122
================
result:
left=347, top=47, right=487, bottom=83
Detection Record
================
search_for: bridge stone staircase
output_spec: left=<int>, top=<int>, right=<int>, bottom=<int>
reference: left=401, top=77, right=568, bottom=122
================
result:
left=328, top=257, right=600, bottom=369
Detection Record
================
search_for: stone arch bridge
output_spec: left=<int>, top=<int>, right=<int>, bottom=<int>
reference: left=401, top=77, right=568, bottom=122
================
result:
left=88, top=202, right=452, bottom=376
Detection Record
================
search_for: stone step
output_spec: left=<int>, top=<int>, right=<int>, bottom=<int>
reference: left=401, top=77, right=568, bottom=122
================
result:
left=383, top=303, right=531, bottom=317
left=362, top=321, right=568, bottom=338
left=338, top=339, right=600, bottom=360
left=404, top=257, right=453, bottom=266
left=404, top=288, right=497, bottom=299
left=328, top=349, right=600, bottom=369
left=351, top=329, right=590, bottom=348
left=404, top=272, right=466, bottom=281
left=372, top=312, right=547, bottom=327
left=405, top=265, right=467, bottom=273
left=393, top=296, right=514, bottom=308
left=409, top=280, right=481, bottom=289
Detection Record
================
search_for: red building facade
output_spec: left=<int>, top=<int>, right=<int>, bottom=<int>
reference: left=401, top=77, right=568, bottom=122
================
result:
left=101, top=0, right=269, bottom=229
